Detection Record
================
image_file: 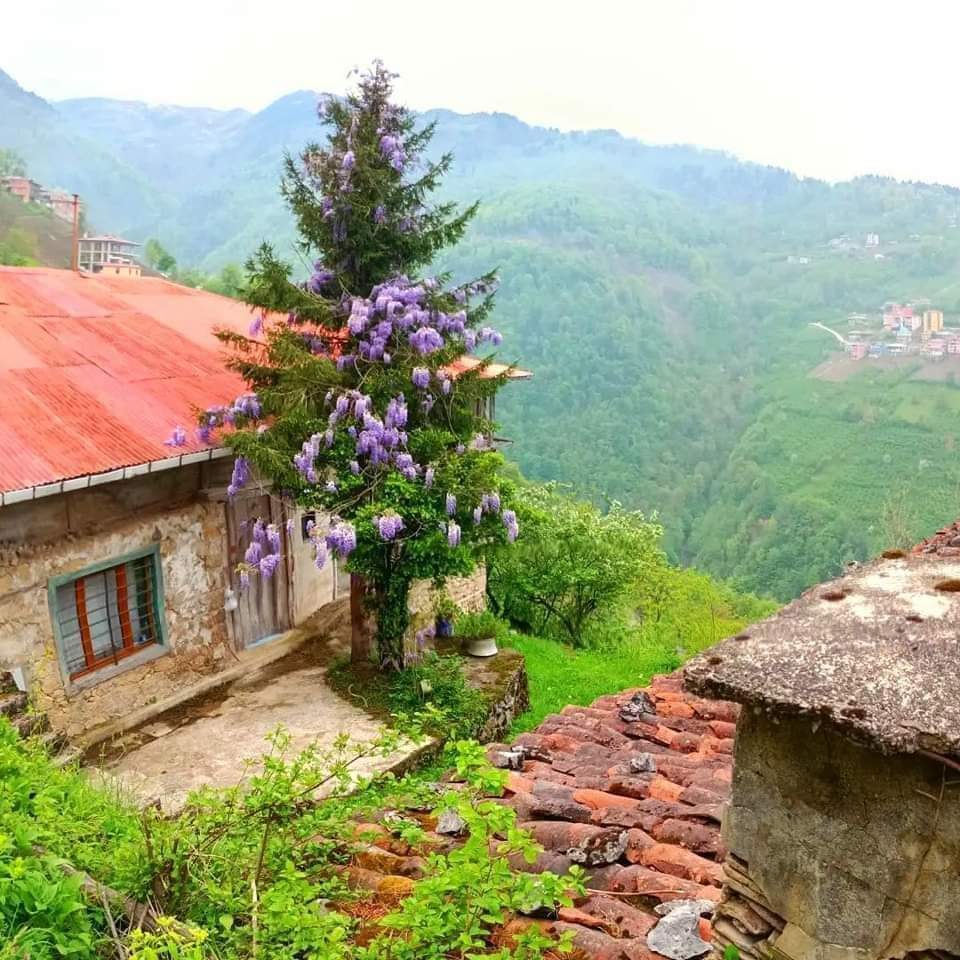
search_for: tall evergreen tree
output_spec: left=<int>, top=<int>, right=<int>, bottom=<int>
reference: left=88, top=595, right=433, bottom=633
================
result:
left=198, top=63, right=520, bottom=669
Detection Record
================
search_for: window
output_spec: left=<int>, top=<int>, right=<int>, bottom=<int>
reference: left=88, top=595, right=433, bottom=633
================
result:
left=52, top=551, right=164, bottom=681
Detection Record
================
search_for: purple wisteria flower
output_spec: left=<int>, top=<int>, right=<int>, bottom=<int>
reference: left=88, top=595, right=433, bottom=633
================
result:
left=478, top=326, right=503, bottom=346
left=373, top=205, right=386, bottom=224
left=259, top=553, right=282, bottom=578
left=314, top=540, right=328, bottom=570
left=375, top=512, right=405, bottom=541
left=286, top=518, right=295, bottom=536
left=341, top=150, right=356, bottom=170
left=411, top=366, right=430, bottom=389
left=325, top=480, right=338, bottom=493
left=349, top=460, right=360, bottom=475
left=440, top=378, right=452, bottom=396
left=447, top=520, right=461, bottom=548
left=424, top=466, right=435, bottom=488
left=232, top=394, right=262, bottom=419
left=239, top=569, right=250, bottom=591
left=385, top=396, right=407, bottom=428
left=482, top=492, right=501, bottom=514
left=307, top=268, right=334, bottom=295
left=473, top=506, right=483, bottom=525
left=248, top=313, right=264, bottom=337
left=326, top=522, right=357, bottom=557
left=196, top=424, right=214, bottom=444
left=244, top=541, right=262, bottom=565
left=227, top=456, right=250, bottom=498
left=409, top=326, right=444, bottom=355
left=503, top=509, right=519, bottom=543
left=395, top=452, right=417, bottom=480
left=445, top=493, right=457, bottom=516
left=164, top=425, right=187, bottom=447
left=266, top=524, right=282, bottom=552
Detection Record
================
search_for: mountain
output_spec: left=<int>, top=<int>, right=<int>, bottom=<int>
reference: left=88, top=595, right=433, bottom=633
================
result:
left=0, top=69, right=171, bottom=232
left=5, top=67, right=960, bottom=599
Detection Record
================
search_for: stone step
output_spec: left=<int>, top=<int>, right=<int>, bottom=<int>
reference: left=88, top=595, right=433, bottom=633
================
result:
left=0, top=690, right=28, bottom=718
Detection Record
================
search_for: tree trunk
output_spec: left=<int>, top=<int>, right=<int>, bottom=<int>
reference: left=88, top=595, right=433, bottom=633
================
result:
left=350, top=573, right=376, bottom=664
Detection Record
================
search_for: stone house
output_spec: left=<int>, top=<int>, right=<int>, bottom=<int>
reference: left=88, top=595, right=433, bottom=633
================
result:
left=685, top=548, right=960, bottom=960
left=0, top=266, right=348, bottom=742
left=0, top=266, right=524, bottom=744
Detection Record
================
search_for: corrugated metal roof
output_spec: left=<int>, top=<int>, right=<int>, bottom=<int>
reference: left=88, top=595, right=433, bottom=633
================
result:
left=0, top=267, right=250, bottom=495
left=443, top=355, right=532, bottom=380
left=0, top=267, right=531, bottom=498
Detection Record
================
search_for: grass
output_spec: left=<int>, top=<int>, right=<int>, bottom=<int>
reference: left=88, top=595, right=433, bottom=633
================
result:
left=502, top=631, right=681, bottom=733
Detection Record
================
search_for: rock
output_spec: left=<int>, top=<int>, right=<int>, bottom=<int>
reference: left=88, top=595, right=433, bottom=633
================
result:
left=653, top=899, right=716, bottom=918
left=619, top=691, right=657, bottom=723
left=629, top=753, right=657, bottom=774
left=436, top=808, right=467, bottom=835
left=490, top=748, right=525, bottom=770
left=646, top=900, right=713, bottom=959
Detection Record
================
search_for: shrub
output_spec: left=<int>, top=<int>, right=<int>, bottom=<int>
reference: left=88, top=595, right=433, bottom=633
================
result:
left=487, top=483, right=669, bottom=646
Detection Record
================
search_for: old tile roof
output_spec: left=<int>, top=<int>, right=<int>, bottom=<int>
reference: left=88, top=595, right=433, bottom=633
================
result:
left=486, top=674, right=737, bottom=958
left=684, top=553, right=960, bottom=757
left=0, top=266, right=250, bottom=494
left=334, top=675, right=736, bottom=957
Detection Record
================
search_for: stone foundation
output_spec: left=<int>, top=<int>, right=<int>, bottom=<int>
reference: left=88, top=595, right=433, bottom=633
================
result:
left=463, top=647, right=529, bottom=743
left=718, top=711, right=960, bottom=960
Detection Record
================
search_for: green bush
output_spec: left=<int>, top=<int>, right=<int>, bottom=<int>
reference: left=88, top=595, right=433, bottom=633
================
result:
left=388, top=653, right=488, bottom=740
left=453, top=610, right=500, bottom=639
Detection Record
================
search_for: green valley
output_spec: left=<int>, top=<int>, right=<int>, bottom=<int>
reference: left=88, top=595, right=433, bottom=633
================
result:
left=4, top=68, right=960, bottom=601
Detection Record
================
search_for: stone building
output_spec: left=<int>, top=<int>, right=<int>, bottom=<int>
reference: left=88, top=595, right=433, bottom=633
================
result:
left=0, top=266, right=524, bottom=744
left=0, top=266, right=347, bottom=742
left=685, top=551, right=960, bottom=960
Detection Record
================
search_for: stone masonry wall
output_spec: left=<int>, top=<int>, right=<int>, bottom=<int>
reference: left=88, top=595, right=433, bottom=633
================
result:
left=405, top=566, right=487, bottom=651
left=723, top=710, right=960, bottom=960
left=0, top=470, right=232, bottom=740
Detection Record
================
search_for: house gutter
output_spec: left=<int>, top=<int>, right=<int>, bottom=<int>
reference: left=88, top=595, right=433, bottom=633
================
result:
left=0, top=447, right=233, bottom=508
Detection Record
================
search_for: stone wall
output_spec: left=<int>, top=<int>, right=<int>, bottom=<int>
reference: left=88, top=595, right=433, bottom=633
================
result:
left=0, top=467, right=232, bottom=740
left=718, top=710, right=960, bottom=960
left=405, top=565, right=487, bottom=650
left=289, top=508, right=338, bottom=625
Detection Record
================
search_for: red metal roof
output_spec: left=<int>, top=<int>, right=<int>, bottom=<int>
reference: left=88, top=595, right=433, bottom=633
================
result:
left=0, top=267, right=531, bottom=497
left=443, top=355, right=532, bottom=381
left=0, top=267, right=251, bottom=494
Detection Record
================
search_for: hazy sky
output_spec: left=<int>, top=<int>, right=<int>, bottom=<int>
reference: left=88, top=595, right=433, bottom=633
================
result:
left=4, top=1, right=959, bottom=185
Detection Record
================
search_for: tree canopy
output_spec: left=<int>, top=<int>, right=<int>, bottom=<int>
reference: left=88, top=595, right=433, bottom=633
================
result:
left=187, top=63, right=521, bottom=668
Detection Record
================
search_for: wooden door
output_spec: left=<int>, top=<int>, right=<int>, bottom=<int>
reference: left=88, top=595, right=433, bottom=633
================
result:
left=225, top=494, right=291, bottom=650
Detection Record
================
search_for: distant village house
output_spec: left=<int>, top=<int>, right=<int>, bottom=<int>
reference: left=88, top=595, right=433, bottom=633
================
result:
left=1, top=175, right=79, bottom=223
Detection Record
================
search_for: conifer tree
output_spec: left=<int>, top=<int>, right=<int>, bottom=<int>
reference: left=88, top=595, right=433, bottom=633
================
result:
left=196, top=63, right=520, bottom=670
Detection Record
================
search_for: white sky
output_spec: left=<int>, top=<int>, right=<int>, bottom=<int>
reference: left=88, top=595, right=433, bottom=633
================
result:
left=3, top=0, right=958, bottom=185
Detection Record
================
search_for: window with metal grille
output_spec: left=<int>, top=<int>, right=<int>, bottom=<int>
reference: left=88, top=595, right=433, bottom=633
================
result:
left=52, top=552, right=164, bottom=680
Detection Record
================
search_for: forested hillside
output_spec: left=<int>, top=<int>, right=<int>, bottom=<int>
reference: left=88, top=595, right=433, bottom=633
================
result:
left=4, top=67, right=960, bottom=599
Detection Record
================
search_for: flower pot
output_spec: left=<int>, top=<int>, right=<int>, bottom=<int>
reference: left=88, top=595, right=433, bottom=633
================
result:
left=463, top=635, right=498, bottom=657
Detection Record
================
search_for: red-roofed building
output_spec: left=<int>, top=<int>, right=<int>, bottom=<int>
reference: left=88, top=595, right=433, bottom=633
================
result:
left=0, top=267, right=348, bottom=740
left=0, top=267, right=529, bottom=744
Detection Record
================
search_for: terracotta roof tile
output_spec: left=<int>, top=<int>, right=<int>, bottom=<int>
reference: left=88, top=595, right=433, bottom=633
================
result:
left=488, top=674, right=739, bottom=958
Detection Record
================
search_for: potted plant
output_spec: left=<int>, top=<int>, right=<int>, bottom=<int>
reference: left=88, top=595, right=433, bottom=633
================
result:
left=456, top=610, right=501, bottom=658
left=434, top=592, right=460, bottom=638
